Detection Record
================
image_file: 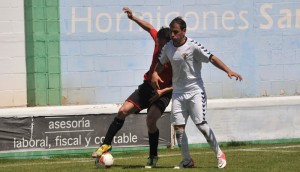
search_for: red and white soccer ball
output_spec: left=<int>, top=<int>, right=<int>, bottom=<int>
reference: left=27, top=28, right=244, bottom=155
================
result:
left=99, top=152, right=114, bottom=168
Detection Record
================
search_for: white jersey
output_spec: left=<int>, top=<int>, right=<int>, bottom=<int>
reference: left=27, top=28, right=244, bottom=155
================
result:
left=159, top=38, right=213, bottom=93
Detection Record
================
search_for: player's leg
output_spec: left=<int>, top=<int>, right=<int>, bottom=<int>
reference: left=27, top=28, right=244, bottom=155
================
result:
left=145, top=104, right=160, bottom=168
left=147, top=92, right=172, bottom=133
left=146, top=104, right=161, bottom=160
left=92, top=82, right=151, bottom=158
left=92, top=101, right=138, bottom=158
left=102, top=101, right=138, bottom=144
left=196, top=122, right=226, bottom=168
left=145, top=92, right=171, bottom=168
left=93, top=81, right=153, bottom=158
left=147, top=92, right=171, bottom=154
left=173, top=124, right=194, bottom=169
left=145, top=99, right=170, bottom=168
left=190, top=91, right=226, bottom=168
left=172, top=93, right=194, bottom=169
left=147, top=104, right=161, bottom=133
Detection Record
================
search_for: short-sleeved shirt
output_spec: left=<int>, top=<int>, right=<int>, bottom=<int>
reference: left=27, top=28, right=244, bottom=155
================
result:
left=143, top=29, right=172, bottom=89
left=159, top=38, right=213, bottom=93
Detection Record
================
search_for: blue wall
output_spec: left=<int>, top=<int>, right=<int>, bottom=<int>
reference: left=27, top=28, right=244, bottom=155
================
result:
left=60, top=0, right=300, bottom=104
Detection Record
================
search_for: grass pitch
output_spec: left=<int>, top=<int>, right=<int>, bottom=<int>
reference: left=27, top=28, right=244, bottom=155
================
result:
left=0, top=142, right=299, bottom=172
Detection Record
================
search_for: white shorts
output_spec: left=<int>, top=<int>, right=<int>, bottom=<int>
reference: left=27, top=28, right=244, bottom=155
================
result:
left=171, top=91, right=207, bottom=125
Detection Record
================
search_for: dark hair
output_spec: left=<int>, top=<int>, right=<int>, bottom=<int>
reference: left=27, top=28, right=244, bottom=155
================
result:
left=157, top=27, right=171, bottom=42
left=169, top=17, right=186, bottom=30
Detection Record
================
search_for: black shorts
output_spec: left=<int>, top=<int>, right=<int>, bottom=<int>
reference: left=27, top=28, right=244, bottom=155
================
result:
left=126, top=81, right=172, bottom=113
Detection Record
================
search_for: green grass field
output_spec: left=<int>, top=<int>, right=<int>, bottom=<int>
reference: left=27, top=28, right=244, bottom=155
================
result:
left=1, top=142, right=300, bottom=172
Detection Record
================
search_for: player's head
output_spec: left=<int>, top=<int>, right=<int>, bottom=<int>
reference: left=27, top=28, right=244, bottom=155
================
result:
left=169, top=17, right=186, bottom=46
left=157, top=27, right=171, bottom=50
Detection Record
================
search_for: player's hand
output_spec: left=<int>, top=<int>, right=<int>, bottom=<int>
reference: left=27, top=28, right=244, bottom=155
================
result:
left=228, top=71, right=243, bottom=81
left=123, top=7, right=133, bottom=19
left=151, top=72, right=164, bottom=90
left=149, top=89, right=163, bottom=104
left=156, top=89, right=164, bottom=97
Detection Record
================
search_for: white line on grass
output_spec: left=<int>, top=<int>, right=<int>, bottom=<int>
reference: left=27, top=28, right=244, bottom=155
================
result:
left=1, top=144, right=299, bottom=168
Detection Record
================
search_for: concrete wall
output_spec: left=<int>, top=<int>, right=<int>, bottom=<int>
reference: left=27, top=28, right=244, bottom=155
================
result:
left=60, top=0, right=300, bottom=104
left=185, top=96, right=300, bottom=144
left=0, top=1, right=300, bottom=107
left=0, top=0, right=27, bottom=107
left=0, top=96, right=299, bottom=145
left=24, top=0, right=61, bottom=106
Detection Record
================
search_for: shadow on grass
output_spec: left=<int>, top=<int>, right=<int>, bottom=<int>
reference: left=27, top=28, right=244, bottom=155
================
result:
left=220, top=140, right=249, bottom=147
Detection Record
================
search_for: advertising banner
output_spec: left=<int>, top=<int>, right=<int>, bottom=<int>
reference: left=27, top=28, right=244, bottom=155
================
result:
left=0, top=113, right=171, bottom=151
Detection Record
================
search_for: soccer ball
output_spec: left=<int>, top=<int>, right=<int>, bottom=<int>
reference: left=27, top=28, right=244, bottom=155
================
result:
left=96, top=152, right=114, bottom=168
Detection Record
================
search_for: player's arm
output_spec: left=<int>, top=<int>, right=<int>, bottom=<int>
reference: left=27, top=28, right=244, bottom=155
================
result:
left=151, top=62, right=165, bottom=90
left=158, top=86, right=173, bottom=95
left=151, top=63, right=172, bottom=102
left=152, top=43, right=169, bottom=89
left=123, top=7, right=153, bottom=33
left=149, top=86, right=173, bottom=104
left=210, top=55, right=243, bottom=81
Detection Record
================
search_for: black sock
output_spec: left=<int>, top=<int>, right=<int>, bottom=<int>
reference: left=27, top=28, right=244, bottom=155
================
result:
left=102, top=117, right=125, bottom=145
left=148, top=129, right=159, bottom=157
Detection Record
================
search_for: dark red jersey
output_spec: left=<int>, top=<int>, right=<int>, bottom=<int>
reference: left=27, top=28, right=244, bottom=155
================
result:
left=143, top=28, right=172, bottom=89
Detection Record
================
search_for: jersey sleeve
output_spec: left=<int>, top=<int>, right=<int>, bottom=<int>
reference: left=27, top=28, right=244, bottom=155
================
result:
left=192, top=40, right=213, bottom=63
left=149, top=28, right=157, bottom=42
left=158, top=44, right=169, bottom=65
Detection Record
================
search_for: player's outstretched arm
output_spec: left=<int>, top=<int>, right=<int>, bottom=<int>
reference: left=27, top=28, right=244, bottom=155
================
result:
left=210, top=55, right=243, bottom=81
left=123, top=7, right=154, bottom=33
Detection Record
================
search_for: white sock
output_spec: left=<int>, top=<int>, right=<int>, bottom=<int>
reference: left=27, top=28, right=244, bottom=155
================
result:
left=196, top=123, right=222, bottom=157
left=175, top=129, right=191, bottom=161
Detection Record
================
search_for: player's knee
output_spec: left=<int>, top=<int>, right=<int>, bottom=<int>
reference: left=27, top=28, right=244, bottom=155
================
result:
left=117, top=107, right=129, bottom=119
left=174, top=124, right=185, bottom=131
left=146, top=117, right=157, bottom=132
left=146, top=115, right=157, bottom=126
left=196, top=121, right=209, bottom=136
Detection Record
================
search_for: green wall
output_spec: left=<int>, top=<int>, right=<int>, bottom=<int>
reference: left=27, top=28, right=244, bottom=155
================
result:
left=24, top=0, right=61, bottom=106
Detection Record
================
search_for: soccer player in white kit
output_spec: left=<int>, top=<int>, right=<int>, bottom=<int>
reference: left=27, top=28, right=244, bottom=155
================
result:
left=152, top=17, right=243, bottom=169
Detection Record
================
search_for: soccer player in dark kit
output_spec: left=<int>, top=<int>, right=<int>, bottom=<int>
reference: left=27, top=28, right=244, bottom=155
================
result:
left=92, top=7, right=172, bottom=168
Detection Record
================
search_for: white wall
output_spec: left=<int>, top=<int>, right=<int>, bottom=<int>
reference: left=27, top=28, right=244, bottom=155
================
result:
left=0, top=96, right=299, bottom=145
left=185, top=96, right=300, bottom=144
left=0, top=0, right=27, bottom=107
left=60, top=1, right=300, bottom=104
